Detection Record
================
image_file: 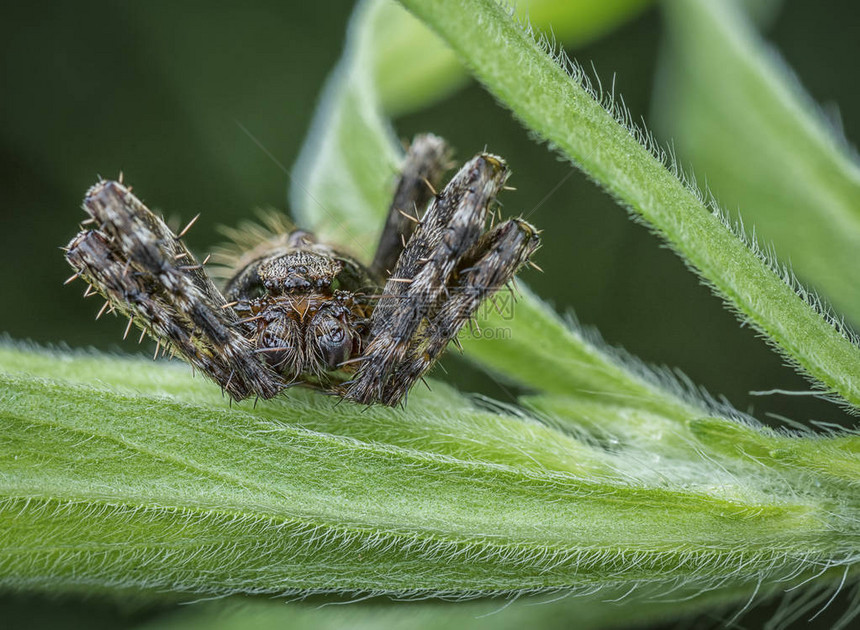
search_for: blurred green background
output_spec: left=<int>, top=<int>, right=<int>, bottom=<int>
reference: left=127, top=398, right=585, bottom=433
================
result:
left=1, top=0, right=859, bottom=627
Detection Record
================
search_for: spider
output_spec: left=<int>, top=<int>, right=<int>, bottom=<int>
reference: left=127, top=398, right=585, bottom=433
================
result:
left=64, top=134, right=540, bottom=406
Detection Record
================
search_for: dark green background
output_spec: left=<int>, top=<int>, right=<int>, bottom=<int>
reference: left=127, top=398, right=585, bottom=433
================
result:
left=1, top=1, right=858, bottom=627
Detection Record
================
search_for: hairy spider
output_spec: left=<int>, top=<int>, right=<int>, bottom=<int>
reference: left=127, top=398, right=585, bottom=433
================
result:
left=64, top=135, right=540, bottom=406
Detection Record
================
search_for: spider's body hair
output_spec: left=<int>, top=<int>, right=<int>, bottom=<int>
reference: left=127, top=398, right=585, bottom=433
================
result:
left=210, top=209, right=299, bottom=282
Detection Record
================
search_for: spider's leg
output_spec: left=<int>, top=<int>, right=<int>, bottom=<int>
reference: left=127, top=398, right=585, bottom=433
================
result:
left=67, top=230, right=254, bottom=397
left=377, top=219, right=540, bottom=405
left=369, top=134, right=450, bottom=280
left=66, top=180, right=282, bottom=399
left=345, top=153, right=510, bottom=404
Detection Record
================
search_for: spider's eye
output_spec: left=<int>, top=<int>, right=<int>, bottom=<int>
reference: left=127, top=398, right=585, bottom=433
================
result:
left=314, top=317, right=352, bottom=369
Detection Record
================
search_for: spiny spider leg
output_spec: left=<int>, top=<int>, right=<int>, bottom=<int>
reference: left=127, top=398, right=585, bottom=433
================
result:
left=370, top=134, right=451, bottom=279
left=67, top=230, right=255, bottom=396
left=66, top=181, right=281, bottom=399
left=377, top=218, right=540, bottom=405
left=344, top=153, right=511, bottom=404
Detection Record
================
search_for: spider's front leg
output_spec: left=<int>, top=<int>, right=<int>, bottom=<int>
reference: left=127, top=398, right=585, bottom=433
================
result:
left=344, top=153, right=539, bottom=405
left=378, top=218, right=539, bottom=404
left=369, top=133, right=451, bottom=280
left=65, top=180, right=282, bottom=400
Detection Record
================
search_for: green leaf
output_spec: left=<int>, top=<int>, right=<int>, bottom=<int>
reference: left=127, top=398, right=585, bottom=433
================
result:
left=690, top=416, right=860, bottom=487
left=2, top=344, right=857, bottom=600
left=290, top=1, right=402, bottom=261
left=458, top=285, right=703, bottom=422
left=655, top=0, right=860, bottom=326
left=291, top=0, right=653, bottom=257
left=523, top=394, right=701, bottom=456
left=396, top=0, right=860, bottom=411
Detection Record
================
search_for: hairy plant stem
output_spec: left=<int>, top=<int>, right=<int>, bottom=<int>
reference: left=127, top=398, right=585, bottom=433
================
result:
left=397, top=0, right=860, bottom=410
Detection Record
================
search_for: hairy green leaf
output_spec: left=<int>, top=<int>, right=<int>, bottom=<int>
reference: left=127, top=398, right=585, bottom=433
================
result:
left=2, top=344, right=857, bottom=600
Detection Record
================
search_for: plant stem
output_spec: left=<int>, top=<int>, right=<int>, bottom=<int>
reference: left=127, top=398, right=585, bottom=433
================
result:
left=397, top=0, right=860, bottom=410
